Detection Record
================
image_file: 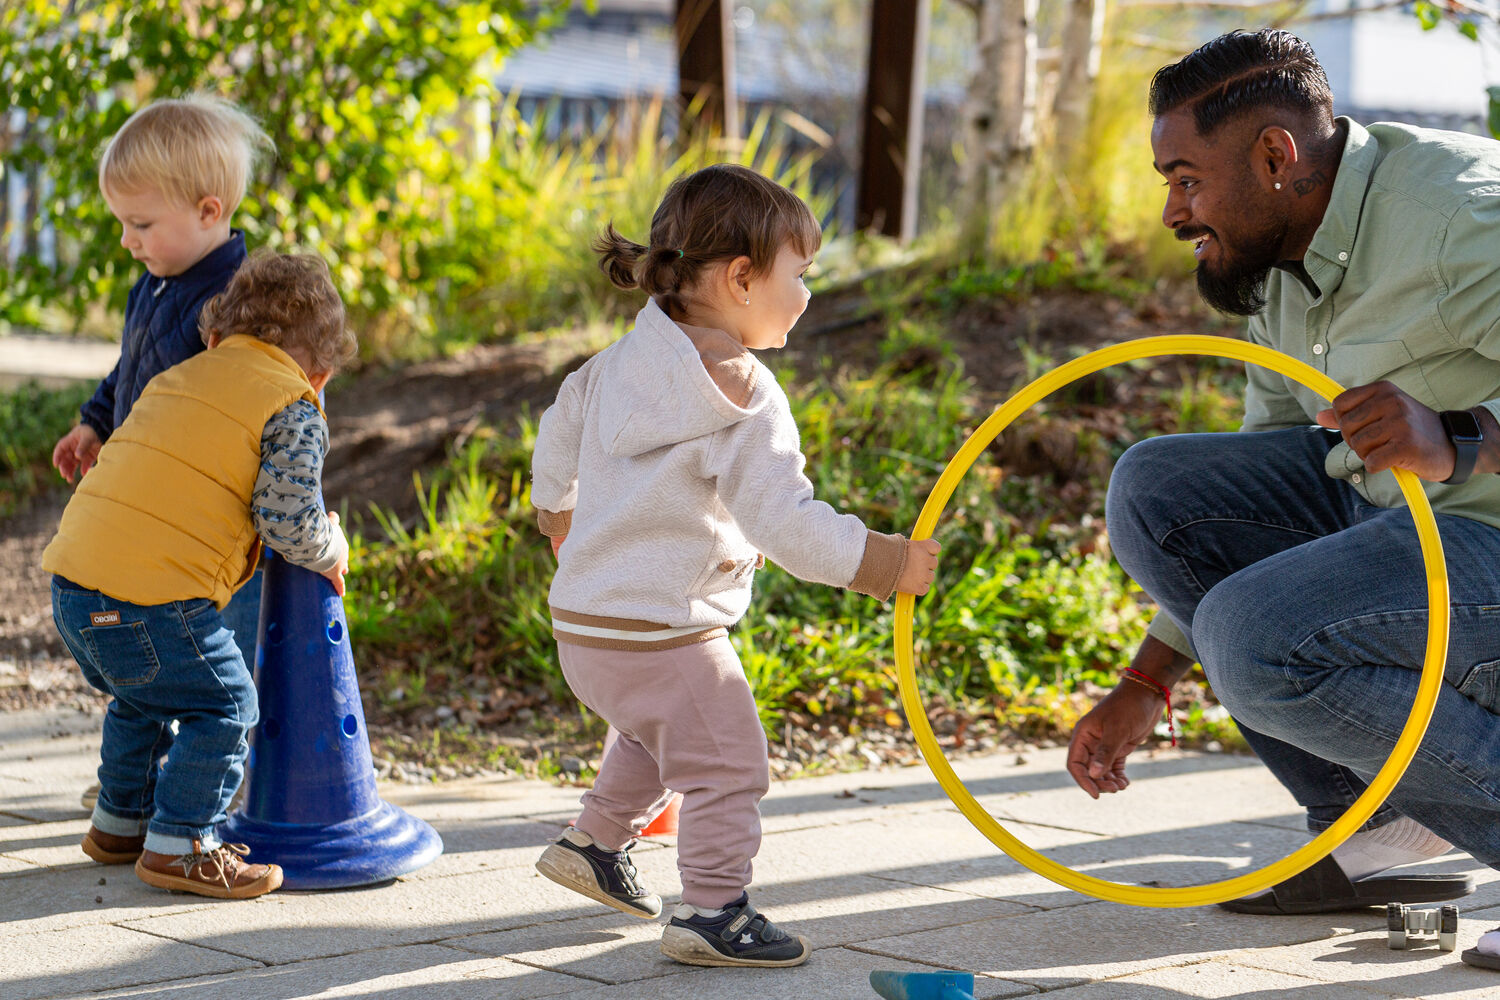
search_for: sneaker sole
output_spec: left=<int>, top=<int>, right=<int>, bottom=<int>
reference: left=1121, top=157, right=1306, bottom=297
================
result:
left=134, top=857, right=283, bottom=899
left=81, top=834, right=143, bottom=865
left=660, top=926, right=811, bottom=968
left=535, top=844, right=662, bottom=919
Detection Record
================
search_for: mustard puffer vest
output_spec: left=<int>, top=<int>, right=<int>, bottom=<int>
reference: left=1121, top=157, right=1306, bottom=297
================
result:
left=43, top=335, right=319, bottom=608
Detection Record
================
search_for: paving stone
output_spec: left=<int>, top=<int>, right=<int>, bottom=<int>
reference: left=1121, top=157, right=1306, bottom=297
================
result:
left=1230, top=904, right=1500, bottom=998
left=2, top=862, right=226, bottom=934
left=115, top=864, right=655, bottom=965
left=84, top=944, right=589, bottom=1000
left=453, top=874, right=1028, bottom=982
left=853, top=898, right=1367, bottom=989
left=1030, top=959, right=1406, bottom=998
left=0, top=817, right=92, bottom=869
left=0, top=924, right=256, bottom=1000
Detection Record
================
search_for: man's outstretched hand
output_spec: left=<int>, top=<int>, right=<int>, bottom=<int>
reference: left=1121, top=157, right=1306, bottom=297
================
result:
left=1065, top=685, right=1161, bottom=798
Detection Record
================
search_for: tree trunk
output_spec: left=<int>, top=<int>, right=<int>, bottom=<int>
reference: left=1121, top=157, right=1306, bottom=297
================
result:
left=959, top=0, right=1038, bottom=255
left=1054, top=0, right=1106, bottom=160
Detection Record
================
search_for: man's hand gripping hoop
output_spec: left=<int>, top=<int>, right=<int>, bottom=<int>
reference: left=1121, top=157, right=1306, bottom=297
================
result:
left=893, top=335, right=1450, bottom=908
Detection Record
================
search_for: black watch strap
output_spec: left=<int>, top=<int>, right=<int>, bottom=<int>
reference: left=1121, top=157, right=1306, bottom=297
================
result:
left=1440, top=409, right=1483, bottom=485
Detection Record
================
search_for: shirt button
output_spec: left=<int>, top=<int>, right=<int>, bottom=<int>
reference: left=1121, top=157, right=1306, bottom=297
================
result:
left=1338, top=251, right=1348, bottom=261
left=1351, top=473, right=1363, bottom=485
left=1312, top=343, right=1325, bottom=355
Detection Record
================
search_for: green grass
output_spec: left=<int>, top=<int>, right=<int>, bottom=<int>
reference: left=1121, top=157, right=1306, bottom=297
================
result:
left=0, top=380, right=92, bottom=517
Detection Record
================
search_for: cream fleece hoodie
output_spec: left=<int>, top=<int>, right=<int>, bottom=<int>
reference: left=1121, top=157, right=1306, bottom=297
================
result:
left=531, top=299, right=908, bottom=650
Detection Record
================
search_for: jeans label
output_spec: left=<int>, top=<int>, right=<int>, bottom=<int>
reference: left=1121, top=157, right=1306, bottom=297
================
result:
left=90, top=611, right=121, bottom=627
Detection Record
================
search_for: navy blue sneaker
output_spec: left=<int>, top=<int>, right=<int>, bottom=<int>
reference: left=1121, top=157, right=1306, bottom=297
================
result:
left=660, top=892, right=810, bottom=967
left=536, top=829, right=662, bottom=919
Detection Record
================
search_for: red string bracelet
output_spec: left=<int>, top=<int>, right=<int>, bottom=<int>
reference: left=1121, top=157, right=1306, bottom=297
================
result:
left=1121, top=667, right=1177, bottom=748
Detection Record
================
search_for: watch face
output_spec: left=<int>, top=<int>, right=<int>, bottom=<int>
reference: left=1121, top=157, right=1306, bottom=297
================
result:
left=1441, top=409, right=1483, bottom=443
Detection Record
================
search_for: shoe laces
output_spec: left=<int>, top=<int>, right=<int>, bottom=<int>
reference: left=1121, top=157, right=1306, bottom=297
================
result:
left=177, top=841, right=255, bottom=892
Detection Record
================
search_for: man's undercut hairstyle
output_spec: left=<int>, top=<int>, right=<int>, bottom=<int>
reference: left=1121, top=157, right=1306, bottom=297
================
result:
left=1149, top=28, right=1334, bottom=136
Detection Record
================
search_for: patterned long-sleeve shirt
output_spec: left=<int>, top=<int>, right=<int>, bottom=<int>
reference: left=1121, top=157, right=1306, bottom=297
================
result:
left=251, top=399, right=346, bottom=572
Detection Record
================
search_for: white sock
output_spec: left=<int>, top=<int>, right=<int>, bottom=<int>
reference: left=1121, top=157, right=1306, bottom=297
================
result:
left=672, top=902, right=727, bottom=920
left=1477, top=928, right=1500, bottom=957
left=1331, top=816, right=1451, bottom=880
left=561, top=827, right=596, bottom=848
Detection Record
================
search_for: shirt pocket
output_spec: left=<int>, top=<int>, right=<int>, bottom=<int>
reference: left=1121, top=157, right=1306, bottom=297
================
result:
left=82, top=621, right=162, bottom=687
left=1327, top=340, right=1438, bottom=407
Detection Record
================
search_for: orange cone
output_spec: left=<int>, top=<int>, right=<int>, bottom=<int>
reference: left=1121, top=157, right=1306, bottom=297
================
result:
left=640, top=793, right=681, bottom=838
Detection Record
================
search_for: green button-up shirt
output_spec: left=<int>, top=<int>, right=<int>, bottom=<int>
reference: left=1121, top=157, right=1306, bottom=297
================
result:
left=1149, top=118, right=1500, bottom=658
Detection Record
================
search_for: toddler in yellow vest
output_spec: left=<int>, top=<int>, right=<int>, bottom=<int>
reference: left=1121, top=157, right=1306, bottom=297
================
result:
left=42, top=251, right=357, bottom=899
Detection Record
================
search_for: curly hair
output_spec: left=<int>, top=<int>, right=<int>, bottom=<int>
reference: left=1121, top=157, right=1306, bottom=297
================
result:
left=198, top=250, right=356, bottom=374
left=1149, top=29, right=1334, bottom=137
left=594, top=164, right=822, bottom=318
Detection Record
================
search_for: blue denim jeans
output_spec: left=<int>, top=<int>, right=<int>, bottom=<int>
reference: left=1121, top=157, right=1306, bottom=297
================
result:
left=51, top=576, right=258, bottom=855
left=1107, top=428, right=1500, bottom=869
left=221, top=565, right=263, bottom=669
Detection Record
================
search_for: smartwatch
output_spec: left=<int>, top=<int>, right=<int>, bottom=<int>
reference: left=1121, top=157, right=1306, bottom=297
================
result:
left=1439, top=409, right=1483, bottom=485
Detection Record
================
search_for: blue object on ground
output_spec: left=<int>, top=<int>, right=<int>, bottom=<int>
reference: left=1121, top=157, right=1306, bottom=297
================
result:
left=219, top=549, right=443, bottom=889
left=869, top=970, right=976, bottom=1000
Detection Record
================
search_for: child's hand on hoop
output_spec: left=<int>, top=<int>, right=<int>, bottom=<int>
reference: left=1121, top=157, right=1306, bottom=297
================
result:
left=895, top=538, right=941, bottom=596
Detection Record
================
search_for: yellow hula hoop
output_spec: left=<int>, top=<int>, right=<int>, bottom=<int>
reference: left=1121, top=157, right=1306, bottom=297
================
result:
left=894, top=334, right=1449, bottom=908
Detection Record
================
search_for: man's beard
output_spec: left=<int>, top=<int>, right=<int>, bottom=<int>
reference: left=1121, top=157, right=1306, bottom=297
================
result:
left=1193, top=223, right=1286, bottom=316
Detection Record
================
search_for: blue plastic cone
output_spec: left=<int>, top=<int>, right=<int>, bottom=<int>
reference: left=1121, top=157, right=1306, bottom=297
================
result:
left=869, top=971, right=975, bottom=1000
left=220, top=549, right=442, bottom=888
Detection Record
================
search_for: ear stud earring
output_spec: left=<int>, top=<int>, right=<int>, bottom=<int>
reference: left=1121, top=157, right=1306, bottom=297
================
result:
left=1274, top=182, right=1283, bottom=190
left=744, top=298, right=750, bottom=305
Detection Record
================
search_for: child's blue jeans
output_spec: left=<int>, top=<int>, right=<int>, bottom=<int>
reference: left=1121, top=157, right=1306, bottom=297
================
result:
left=1106, top=427, right=1500, bottom=869
left=51, top=576, right=258, bottom=855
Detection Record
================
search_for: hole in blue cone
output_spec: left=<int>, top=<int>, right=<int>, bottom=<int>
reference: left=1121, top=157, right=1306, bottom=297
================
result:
left=265, top=622, right=281, bottom=645
left=341, top=714, right=358, bottom=738
left=263, top=718, right=281, bottom=739
left=327, top=620, right=344, bottom=644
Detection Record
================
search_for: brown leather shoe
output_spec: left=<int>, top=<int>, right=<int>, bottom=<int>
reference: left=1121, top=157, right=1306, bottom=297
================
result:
left=81, top=827, right=145, bottom=864
left=135, top=841, right=282, bottom=899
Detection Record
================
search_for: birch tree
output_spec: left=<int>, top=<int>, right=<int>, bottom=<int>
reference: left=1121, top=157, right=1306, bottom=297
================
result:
left=958, top=0, right=1039, bottom=253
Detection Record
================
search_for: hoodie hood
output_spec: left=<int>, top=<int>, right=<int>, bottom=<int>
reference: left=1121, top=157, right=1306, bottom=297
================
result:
left=597, top=299, right=759, bottom=458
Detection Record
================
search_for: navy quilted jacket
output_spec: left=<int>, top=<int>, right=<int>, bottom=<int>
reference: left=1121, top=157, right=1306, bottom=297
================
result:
left=79, top=230, right=247, bottom=440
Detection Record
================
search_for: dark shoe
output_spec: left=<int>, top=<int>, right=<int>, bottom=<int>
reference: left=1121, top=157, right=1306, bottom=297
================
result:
left=81, top=826, right=145, bottom=864
left=135, top=841, right=282, bottom=899
left=660, top=893, right=810, bottom=968
left=535, top=829, right=662, bottom=919
left=1219, top=854, right=1474, bottom=915
left=1462, top=927, right=1500, bottom=970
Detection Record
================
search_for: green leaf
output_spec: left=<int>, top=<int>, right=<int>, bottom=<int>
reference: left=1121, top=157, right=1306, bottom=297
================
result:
left=1488, top=86, right=1500, bottom=141
left=1415, top=1, right=1441, bottom=30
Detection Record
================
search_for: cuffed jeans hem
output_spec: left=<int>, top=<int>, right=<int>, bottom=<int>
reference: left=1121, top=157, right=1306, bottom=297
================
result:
left=91, top=805, right=148, bottom=837
left=145, top=827, right=221, bottom=856
left=1305, top=803, right=1403, bottom=835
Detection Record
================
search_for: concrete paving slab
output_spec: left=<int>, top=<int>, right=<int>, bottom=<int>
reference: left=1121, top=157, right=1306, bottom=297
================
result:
left=114, top=864, right=664, bottom=966
left=381, top=776, right=583, bottom=822
left=453, top=874, right=1028, bottom=981
left=3, top=862, right=221, bottom=934
left=0, top=924, right=258, bottom=1000
left=0, top=772, right=89, bottom=823
left=853, top=898, right=1367, bottom=989
left=85, top=944, right=590, bottom=1000
left=505, top=945, right=1039, bottom=1000
left=1229, top=906, right=1500, bottom=998
left=1033, top=959, right=1406, bottom=998
left=0, top=334, right=118, bottom=387
left=0, top=817, right=91, bottom=870
left=0, top=853, right=40, bottom=875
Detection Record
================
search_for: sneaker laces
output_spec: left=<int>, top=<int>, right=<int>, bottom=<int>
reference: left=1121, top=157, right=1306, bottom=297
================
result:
left=175, top=841, right=254, bottom=893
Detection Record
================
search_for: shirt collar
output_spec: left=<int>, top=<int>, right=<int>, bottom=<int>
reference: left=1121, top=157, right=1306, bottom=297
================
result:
left=1302, top=118, right=1378, bottom=295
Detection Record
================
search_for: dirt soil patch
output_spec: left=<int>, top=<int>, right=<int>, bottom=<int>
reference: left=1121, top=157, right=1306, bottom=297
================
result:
left=0, top=281, right=1228, bottom=777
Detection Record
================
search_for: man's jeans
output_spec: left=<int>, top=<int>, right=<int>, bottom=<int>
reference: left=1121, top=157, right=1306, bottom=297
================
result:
left=51, top=576, right=258, bottom=855
left=1106, top=428, right=1500, bottom=869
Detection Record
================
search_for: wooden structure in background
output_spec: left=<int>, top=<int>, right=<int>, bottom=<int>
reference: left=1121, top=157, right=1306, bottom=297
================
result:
left=855, top=0, right=929, bottom=241
left=675, top=0, right=739, bottom=139
left=672, top=0, right=927, bottom=241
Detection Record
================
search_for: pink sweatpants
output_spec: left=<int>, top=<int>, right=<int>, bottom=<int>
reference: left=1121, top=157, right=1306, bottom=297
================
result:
left=557, top=637, right=770, bottom=908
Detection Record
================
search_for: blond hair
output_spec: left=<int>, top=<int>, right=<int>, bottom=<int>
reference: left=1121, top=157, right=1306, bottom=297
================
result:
left=98, top=94, right=273, bottom=213
left=199, top=250, right=357, bottom=374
